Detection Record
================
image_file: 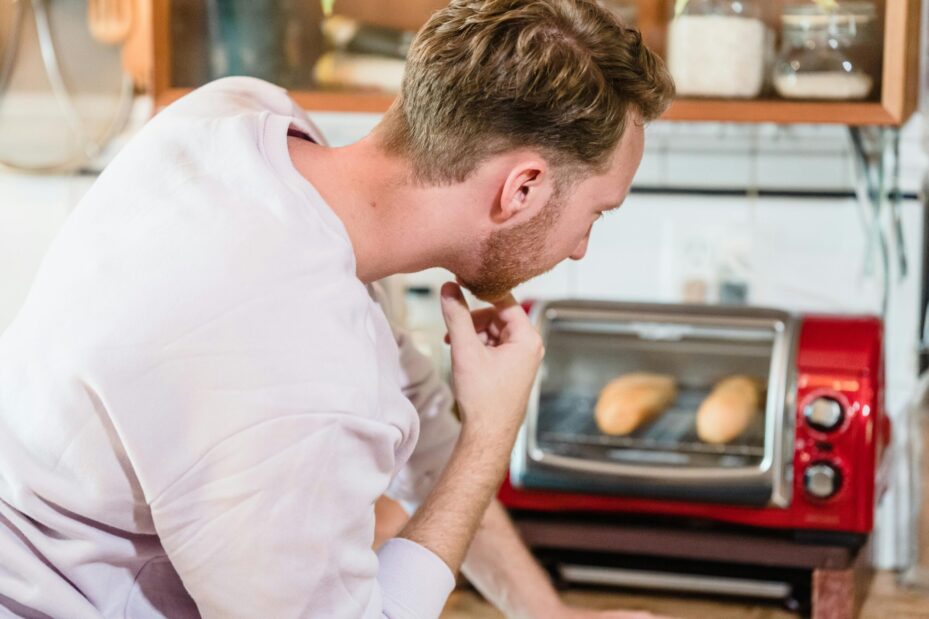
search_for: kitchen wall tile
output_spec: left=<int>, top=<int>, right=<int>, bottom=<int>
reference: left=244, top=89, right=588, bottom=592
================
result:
left=515, top=260, right=577, bottom=301
left=631, top=143, right=663, bottom=187
left=309, top=111, right=382, bottom=147
left=664, top=149, right=755, bottom=189
left=572, top=194, right=755, bottom=303
left=0, top=174, right=92, bottom=330
left=754, top=152, right=853, bottom=191
left=639, top=118, right=925, bottom=194
left=900, top=114, right=928, bottom=195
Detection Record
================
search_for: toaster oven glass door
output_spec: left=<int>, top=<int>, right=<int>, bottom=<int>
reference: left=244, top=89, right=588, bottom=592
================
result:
left=511, top=303, right=797, bottom=508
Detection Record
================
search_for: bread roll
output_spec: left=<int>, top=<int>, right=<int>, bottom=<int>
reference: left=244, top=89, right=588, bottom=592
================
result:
left=696, top=375, right=764, bottom=444
left=594, top=373, right=678, bottom=436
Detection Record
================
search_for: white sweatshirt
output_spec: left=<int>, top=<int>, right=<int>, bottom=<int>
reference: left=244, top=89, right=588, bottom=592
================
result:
left=0, top=77, right=461, bottom=619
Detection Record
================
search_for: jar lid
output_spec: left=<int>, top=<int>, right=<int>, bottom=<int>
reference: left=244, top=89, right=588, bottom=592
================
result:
left=782, top=2, right=876, bottom=27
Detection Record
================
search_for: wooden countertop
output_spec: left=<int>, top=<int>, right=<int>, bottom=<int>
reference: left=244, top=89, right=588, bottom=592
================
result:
left=440, top=571, right=929, bottom=619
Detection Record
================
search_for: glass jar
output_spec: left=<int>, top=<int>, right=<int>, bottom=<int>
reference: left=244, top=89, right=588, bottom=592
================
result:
left=773, top=2, right=878, bottom=101
left=667, top=0, right=768, bottom=98
left=205, top=0, right=323, bottom=89
left=316, top=7, right=413, bottom=93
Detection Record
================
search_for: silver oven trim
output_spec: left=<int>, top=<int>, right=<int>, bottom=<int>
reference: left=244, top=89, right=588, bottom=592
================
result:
left=512, top=300, right=798, bottom=508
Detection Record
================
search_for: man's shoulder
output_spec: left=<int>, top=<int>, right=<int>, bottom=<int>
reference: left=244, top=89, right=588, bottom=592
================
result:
left=158, top=77, right=294, bottom=122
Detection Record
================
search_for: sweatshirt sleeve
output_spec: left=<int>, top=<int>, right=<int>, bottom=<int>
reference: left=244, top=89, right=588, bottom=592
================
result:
left=367, top=283, right=462, bottom=515
left=149, top=412, right=455, bottom=619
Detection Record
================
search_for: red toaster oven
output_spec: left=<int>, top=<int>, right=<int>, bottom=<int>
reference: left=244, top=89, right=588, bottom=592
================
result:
left=499, top=301, right=890, bottom=534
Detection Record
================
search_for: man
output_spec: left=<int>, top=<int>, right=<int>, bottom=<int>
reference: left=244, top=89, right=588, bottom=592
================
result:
left=0, top=0, right=673, bottom=617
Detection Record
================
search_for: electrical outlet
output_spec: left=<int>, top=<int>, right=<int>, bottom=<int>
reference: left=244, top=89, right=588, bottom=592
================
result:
left=661, top=220, right=753, bottom=305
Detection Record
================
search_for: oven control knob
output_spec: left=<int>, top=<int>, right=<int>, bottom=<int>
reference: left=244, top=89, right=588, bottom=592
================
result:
left=804, top=397, right=844, bottom=432
left=804, top=463, right=842, bottom=499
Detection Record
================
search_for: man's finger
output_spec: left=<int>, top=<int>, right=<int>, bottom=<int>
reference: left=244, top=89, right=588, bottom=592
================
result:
left=491, top=292, right=518, bottom=311
left=470, top=307, right=501, bottom=333
left=439, top=282, right=479, bottom=351
left=489, top=293, right=533, bottom=338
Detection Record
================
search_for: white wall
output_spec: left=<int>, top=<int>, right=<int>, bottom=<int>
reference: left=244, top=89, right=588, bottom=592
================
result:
left=0, top=174, right=94, bottom=329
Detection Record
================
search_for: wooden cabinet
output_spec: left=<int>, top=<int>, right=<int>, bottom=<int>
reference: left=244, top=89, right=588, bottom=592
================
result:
left=647, top=0, right=922, bottom=125
left=152, top=0, right=922, bottom=125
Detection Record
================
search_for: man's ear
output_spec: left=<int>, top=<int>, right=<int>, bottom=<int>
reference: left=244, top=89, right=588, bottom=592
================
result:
left=494, top=159, right=552, bottom=224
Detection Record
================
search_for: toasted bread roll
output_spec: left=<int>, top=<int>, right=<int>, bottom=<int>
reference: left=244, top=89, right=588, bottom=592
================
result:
left=696, top=375, right=764, bottom=444
left=594, top=373, right=678, bottom=436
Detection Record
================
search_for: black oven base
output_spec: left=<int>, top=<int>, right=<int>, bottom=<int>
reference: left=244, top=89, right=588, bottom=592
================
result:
left=509, top=511, right=872, bottom=619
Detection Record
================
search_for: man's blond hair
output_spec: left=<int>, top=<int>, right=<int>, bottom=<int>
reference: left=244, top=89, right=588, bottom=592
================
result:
left=379, top=0, right=674, bottom=185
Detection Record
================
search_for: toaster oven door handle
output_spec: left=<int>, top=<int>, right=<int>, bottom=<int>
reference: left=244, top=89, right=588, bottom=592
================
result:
left=514, top=442, right=790, bottom=509
left=526, top=447, right=775, bottom=481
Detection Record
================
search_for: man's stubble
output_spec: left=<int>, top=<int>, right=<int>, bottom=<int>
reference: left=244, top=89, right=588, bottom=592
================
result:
left=459, top=191, right=565, bottom=303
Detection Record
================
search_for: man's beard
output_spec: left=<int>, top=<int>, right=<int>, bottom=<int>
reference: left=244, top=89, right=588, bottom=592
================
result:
left=458, top=194, right=563, bottom=303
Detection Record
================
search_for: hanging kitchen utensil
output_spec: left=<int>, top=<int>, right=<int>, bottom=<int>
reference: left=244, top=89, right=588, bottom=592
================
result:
left=0, top=0, right=26, bottom=98
left=121, top=0, right=151, bottom=90
left=0, top=0, right=133, bottom=173
left=88, top=0, right=133, bottom=46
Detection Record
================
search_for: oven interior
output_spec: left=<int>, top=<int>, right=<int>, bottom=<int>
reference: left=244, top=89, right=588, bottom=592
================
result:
left=533, top=316, right=781, bottom=472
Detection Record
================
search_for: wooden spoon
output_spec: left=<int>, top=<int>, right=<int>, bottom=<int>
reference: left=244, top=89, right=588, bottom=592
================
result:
left=121, top=0, right=152, bottom=90
left=88, top=0, right=133, bottom=46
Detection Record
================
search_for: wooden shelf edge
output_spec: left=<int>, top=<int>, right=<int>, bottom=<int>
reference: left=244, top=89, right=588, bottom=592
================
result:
left=289, top=91, right=396, bottom=114
left=663, top=99, right=900, bottom=126
left=156, top=88, right=905, bottom=126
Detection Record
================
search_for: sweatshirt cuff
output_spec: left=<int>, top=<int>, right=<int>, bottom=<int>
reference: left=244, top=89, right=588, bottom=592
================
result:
left=376, top=537, right=456, bottom=619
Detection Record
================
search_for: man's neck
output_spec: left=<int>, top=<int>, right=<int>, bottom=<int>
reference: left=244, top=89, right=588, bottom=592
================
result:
left=287, top=134, right=478, bottom=283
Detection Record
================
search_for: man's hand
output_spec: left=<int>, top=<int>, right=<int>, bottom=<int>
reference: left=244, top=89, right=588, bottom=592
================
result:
left=394, top=284, right=543, bottom=574
left=440, top=282, right=543, bottom=445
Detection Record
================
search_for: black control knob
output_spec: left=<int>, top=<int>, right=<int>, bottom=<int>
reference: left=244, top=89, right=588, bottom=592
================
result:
left=804, top=462, right=842, bottom=499
left=804, top=397, right=844, bottom=432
